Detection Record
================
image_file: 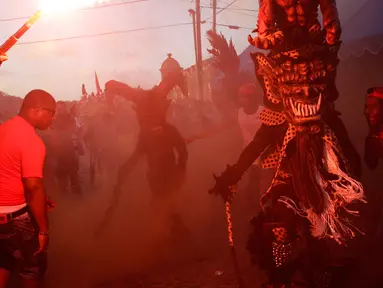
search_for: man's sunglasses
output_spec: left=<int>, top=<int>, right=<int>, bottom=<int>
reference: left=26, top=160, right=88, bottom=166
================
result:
left=36, top=106, right=55, bottom=116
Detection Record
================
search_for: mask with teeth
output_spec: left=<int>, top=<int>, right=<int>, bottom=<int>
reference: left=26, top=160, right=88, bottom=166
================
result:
left=251, top=52, right=330, bottom=125
left=281, top=86, right=324, bottom=124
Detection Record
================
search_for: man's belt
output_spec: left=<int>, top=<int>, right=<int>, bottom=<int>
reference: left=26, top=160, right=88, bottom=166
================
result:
left=0, top=206, right=29, bottom=224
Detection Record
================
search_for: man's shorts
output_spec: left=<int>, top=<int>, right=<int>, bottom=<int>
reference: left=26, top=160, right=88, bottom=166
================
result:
left=0, top=212, right=47, bottom=279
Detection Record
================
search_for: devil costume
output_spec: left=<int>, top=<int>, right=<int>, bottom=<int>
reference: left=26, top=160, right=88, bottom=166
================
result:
left=209, top=0, right=364, bottom=287
left=103, top=69, right=189, bottom=241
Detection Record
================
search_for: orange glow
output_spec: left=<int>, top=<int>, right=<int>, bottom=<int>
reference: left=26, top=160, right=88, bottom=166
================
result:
left=39, top=0, right=109, bottom=13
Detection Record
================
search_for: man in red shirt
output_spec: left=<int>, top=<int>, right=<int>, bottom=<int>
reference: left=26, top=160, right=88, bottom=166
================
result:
left=0, top=90, right=56, bottom=288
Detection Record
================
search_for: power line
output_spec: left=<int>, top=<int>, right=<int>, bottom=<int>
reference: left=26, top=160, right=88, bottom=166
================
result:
left=182, top=0, right=255, bottom=12
left=217, top=0, right=244, bottom=9
left=10, top=21, right=249, bottom=46
left=203, top=0, right=238, bottom=21
left=15, top=23, right=193, bottom=45
left=202, top=5, right=256, bottom=17
left=214, top=22, right=252, bottom=30
left=201, top=5, right=256, bottom=12
left=227, top=10, right=256, bottom=17
left=181, top=0, right=257, bottom=19
left=0, top=0, right=148, bottom=22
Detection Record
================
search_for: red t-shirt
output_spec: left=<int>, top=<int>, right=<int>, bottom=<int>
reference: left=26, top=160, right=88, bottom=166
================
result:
left=0, top=116, right=46, bottom=206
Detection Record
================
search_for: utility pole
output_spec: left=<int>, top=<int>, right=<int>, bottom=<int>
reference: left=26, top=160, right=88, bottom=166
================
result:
left=195, top=0, right=204, bottom=101
left=212, top=0, right=217, bottom=33
left=188, top=9, right=198, bottom=69
left=188, top=9, right=201, bottom=101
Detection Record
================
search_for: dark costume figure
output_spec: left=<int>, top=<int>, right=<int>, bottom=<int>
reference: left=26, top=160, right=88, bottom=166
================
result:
left=364, top=87, right=383, bottom=240
left=210, top=1, right=364, bottom=287
left=102, top=69, right=189, bottom=241
left=52, top=101, right=82, bottom=194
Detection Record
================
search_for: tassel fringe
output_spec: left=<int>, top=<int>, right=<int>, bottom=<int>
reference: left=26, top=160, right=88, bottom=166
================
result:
left=278, top=142, right=365, bottom=244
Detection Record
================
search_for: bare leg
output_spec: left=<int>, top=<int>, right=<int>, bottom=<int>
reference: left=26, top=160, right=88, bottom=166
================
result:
left=0, top=268, right=10, bottom=288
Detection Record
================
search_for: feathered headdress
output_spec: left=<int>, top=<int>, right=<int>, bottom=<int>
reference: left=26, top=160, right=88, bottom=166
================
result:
left=207, top=30, right=254, bottom=107
left=206, top=30, right=240, bottom=76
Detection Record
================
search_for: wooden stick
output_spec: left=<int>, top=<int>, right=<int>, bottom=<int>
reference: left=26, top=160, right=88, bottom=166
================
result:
left=225, top=200, right=245, bottom=288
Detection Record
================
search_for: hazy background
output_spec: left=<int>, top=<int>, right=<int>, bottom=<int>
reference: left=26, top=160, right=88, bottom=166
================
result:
left=1, top=0, right=383, bottom=286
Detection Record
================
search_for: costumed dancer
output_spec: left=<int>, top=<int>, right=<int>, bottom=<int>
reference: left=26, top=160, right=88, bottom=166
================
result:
left=364, top=87, right=383, bottom=239
left=96, top=69, right=190, bottom=243
left=209, top=0, right=365, bottom=287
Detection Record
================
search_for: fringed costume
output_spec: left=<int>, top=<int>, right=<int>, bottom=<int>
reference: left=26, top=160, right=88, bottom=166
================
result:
left=209, top=0, right=365, bottom=286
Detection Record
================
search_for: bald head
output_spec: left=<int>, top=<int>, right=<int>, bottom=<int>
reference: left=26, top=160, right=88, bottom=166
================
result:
left=19, top=89, right=56, bottom=130
left=21, top=89, right=55, bottom=111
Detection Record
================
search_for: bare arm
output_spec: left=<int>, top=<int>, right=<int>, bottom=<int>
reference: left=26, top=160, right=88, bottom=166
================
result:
left=104, top=80, right=139, bottom=104
left=21, top=136, right=48, bottom=232
left=23, top=178, right=48, bottom=232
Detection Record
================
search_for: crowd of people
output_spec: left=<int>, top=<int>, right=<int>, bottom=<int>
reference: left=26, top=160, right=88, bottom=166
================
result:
left=0, top=75, right=265, bottom=286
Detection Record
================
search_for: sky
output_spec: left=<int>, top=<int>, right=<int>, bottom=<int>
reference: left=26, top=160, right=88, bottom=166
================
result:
left=0, top=0, right=369, bottom=100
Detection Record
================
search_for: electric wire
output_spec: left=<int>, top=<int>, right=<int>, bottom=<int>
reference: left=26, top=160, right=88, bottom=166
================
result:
left=0, top=0, right=149, bottom=22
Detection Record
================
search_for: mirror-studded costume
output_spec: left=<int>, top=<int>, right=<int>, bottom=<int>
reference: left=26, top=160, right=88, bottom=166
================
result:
left=209, top=0, right=365, bottom=286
